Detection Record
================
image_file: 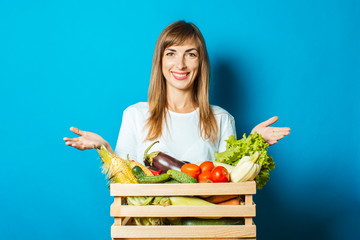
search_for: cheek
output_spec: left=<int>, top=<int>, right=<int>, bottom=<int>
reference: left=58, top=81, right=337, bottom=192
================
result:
left=161, top=60, right=168, bottom=73
left=191, top=62, right=200, bottom=76
left=162, top=60, right=173, bottom=74
left=162, top=63, right=172, bottom=81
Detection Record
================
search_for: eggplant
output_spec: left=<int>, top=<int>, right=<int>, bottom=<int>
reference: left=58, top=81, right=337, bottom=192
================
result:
left=143, top=141, right=186, bottom=172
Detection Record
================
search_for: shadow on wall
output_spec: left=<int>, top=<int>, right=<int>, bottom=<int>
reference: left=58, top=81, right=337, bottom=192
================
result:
left=209, top=58, right=360, bottom=240
left=255, top=174, right=360, bottom=240
left=210, top=57, right=252, bottom=135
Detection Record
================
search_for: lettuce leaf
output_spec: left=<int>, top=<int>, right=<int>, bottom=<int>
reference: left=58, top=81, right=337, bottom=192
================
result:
left=214, top=132, right=275, bottom=189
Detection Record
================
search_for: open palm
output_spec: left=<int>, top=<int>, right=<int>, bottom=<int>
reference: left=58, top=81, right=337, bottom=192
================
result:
left=63, top=127, right=107, bottom=151
left=251, top=116, right=290, bottom=145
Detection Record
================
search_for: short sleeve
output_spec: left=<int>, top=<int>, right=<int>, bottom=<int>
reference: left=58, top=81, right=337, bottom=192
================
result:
left=217, top=114, right=236, bottom=153
left=114, top=108, right=138, bottom=160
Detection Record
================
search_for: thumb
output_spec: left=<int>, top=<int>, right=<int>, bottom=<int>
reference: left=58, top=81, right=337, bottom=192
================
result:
left=70, top=127, right=85, bottom=136
left=258, top=116, right=278, bottom=127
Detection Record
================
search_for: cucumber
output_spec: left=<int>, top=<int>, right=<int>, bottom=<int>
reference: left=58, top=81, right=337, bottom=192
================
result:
left=131, top=166, right=146, bottom=179
left=137, top=173, right=170, bottom=183
left=181, top=217, right=244, bottom=225
left=164, top=179, right=180, bottom=184
left=167, top=170, right=198, bottom=183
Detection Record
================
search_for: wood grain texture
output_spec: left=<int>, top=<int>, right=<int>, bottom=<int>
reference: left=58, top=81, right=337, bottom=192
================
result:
left=110, top=181, right=257, bottom=239
left=110, top=182, right=256, bottom=196
left=245, top=195, right=254, bottom=225
left=111, top=225, right=256, bottom=238
left=110, top=205, right=255, bottom=217
left=113, top=238, right=256, bottom=240
left=113, top=197, right=123, bottom=226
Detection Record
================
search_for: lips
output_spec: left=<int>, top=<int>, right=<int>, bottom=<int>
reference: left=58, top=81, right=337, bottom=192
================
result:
left=172, top=71, right=189, bottom=80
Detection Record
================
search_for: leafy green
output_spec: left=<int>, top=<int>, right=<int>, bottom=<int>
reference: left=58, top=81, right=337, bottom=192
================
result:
left=214, top=132, right=275, bottom=189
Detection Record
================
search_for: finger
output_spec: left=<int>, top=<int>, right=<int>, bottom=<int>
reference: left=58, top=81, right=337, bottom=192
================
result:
left=274, top=129, right=290, bottom=135
left=274, top=134, right=285, bottom=141
left=271, top=127, right=290, bottom=133
left=275, top=127, right=291, bottom=133
left=272, top=127, right=290, bottom=131
left=65, top=141, right=86, bottom=151
left=268, top=140, right=277, bottom=145
left=63, top=137, right=78, bottom=141
left=70, top=127, right=85, bottom=136
left=258, top=116, right=278, bottom=127
left=64, top=137, right=80, bottom=142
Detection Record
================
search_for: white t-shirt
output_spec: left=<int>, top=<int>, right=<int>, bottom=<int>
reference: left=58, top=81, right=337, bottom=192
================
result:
left=114, top=102, right=236, bottom=164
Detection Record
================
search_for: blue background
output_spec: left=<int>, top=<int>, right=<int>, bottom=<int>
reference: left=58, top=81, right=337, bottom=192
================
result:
left=1, top=0, right=359, bottom=239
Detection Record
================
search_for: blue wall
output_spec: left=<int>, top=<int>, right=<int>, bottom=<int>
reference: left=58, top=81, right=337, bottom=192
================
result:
left=1, top=1, right=359, bottom=239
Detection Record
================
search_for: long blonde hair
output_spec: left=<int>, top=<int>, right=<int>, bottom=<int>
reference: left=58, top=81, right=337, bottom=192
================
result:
left=146, top=21, right=218, bottom=142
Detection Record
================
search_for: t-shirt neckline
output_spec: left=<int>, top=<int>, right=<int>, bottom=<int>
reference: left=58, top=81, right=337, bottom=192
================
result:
left=168, top=108, right=199, bottom=116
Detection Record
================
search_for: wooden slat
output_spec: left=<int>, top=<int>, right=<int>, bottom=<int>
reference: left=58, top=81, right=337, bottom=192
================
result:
left=110, top=204, right=255, bottom=217
left=122, top=217, right=131, bottom=226
left=244, top=195, right=253, bottom=225
left=113, top=197, right=122, bottom=226
left=113, top=238, right=256, bottom=240
left=111, top=225, right=256, bottom=239
left=245, top=195, right=253, bottom=205
left=110, top=182, right=256, bottom=196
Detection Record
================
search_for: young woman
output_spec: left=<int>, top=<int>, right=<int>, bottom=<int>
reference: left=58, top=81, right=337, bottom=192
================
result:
left=63, top=21, right=290, bottom=163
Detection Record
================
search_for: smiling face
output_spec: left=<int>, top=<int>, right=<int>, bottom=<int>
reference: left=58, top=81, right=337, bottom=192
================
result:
left=162, top=39, right=200, bottom=94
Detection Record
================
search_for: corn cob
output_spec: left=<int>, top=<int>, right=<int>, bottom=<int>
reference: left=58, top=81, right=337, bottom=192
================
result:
left=128, top=161, right=154, bottom=176
left=108, top=170, right=133, bottom=184
left=110, top=156, right=138, bottom=183
left=97, top=144, right=138, bottom=184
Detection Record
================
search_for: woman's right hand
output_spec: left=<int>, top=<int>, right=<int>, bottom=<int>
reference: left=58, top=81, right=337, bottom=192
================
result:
left=63, top=127, right=111, bottom=151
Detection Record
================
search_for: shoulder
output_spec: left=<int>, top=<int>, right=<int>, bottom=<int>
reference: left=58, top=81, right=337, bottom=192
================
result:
left=211, top=105, right=235, bottom=127
left=122, top=102, right=149, bottom=119
left=211, top=105, right=234, bottom=119
left=124, top=102, right=149, bottom=113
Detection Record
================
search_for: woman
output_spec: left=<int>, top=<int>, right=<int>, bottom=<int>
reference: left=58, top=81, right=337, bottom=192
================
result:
left=63, top=21, right=290, bottom=163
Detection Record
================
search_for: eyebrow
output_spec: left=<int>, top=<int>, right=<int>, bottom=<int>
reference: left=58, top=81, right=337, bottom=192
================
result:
left=166, top=48, right=199, bottom=52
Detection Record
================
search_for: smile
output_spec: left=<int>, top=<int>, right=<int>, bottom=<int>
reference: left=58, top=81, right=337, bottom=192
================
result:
left=172, top=71, right=189, bottom=80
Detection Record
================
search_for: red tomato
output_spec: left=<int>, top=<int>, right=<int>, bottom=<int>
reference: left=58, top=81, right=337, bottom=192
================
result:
left=199, top=161, right=215, bottom=173
left=181, top=163, right=201, bottom=179
left=198, top=171, right=212, bottom=182
left=210, top=166, right=230, bottom=183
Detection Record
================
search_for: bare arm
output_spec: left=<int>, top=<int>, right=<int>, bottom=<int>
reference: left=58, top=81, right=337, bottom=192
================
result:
left=63, top=127, right=115, bottom=154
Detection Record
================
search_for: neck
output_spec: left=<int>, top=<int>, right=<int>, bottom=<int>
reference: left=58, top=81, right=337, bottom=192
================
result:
left=166, top=89, right=197, bottom=113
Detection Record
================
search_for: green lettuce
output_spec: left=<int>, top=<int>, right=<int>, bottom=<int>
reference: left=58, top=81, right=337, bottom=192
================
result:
left=214, top=132, right=275, bottom=189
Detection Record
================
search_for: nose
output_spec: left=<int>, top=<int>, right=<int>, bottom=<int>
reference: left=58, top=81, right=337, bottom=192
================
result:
left=176, top=56, right=186, bottom=70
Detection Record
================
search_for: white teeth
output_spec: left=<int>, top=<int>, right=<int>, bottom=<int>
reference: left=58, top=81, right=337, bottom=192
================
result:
left=173, top=73, right=187, bottom=77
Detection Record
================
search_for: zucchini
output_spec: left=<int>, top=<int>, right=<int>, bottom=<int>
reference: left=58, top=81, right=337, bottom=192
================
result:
left=181, top=217, right=244, bottom=225
left=169, top=197, right=221, bottom=220
left=131, top=166, right=146, bottom=179
left=169, top=196, right=214, bottom=206
left=167, top=170, right=198, bottom=183
left=137, top=173, right=170, bottom=183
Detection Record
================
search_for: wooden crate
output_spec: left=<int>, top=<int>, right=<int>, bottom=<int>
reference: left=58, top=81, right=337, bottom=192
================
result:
left=110, top=181, right=256, bottom=240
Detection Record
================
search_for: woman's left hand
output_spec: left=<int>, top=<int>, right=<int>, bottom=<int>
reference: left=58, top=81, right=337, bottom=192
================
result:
left=251, top=116, right=290, bottom=145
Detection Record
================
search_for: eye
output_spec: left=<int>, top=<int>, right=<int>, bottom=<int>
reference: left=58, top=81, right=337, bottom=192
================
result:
left=165, top=51, right=175, bottom=56
left=187, top=52, right=197, bottom=57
